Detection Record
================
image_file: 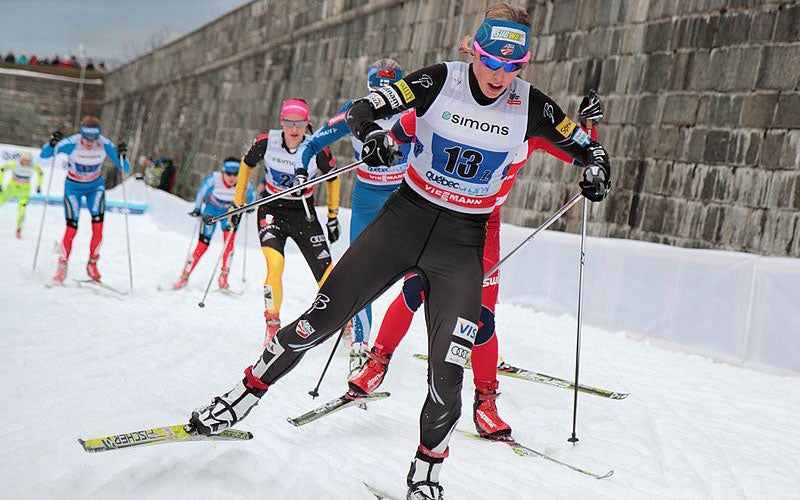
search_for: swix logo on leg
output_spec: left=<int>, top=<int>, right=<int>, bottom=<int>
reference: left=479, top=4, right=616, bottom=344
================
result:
left=452, top=317, right=477, bottom=343
left=296, top=319, right=316, bottom=339
left=444, top=341, right=470, bottom=367
left=482, top=275, right=498, bottom=288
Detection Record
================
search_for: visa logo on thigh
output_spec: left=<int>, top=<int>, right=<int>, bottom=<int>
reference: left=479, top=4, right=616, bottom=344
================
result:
left=452, top=317, right=477, bottom=343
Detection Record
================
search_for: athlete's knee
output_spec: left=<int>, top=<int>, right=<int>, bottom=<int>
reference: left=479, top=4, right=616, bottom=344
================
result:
left=66, top=218, right=78, bottom=229
left=91, top=213, right=104, bottom=223
left=402, top=275, right=425, bottom=312
left=199, top=234, right=211, bottom=245
left=474, top=306, right=496, bottom=346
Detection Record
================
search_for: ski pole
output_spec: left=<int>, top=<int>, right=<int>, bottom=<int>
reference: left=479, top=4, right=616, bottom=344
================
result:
left=32, top=144, right=58, bottom=273
left=241, top=211, right=248, bottom=283
left=197, top=218, right=237, bottom=308
left=301, top=195, right=314, bottom=222
left=184, top=218, right=202, bottom=266
left=484, top=192, right=583, bottom=278
left=308, top=325, right=347, bottom=399
left=569, top=118, right=594, bottom=444
left=205, top=160, right=363, bottom=225
left=119, top=153, right=134, bottom=293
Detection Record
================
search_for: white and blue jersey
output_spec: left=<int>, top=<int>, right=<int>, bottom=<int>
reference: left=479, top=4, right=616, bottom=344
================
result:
left=40, top=134, right=129, bottom=183
left=196, top=171, right=254, bottom=239
left=40, top=134, right=129, bottom=221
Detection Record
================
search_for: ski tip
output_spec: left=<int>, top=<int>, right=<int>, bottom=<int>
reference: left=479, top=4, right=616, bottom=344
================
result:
left=286, top=417, right=301, bottom=427
left=598, top=469, right=614, bottom=479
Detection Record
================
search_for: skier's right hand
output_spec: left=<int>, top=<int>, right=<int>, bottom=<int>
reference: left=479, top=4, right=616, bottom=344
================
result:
left=228, top=204, right=242, bottom=228
left=361, top=130, right=398, bottom=167
left=579, top=90, right=604, bottom=125
left=579, top=142, right=611, bottom=202
left=49, top=130, right=64, bottom=147
left=189, top=209, right=202, bottom=218
left=292, top=168, right=308, bottom=196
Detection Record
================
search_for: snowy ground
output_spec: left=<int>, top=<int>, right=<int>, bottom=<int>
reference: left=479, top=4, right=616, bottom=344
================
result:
left=1, top=181, right=799, bottom=500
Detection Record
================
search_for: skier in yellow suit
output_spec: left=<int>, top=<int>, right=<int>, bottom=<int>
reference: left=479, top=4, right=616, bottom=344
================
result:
left=0, top=151, right=43, bottom=239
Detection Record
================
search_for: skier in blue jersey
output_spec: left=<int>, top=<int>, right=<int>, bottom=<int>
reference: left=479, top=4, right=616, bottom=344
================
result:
left=172, top=157, right=255, bottom=291
left=40, top=116, right=130, bottom=284
left=295, top=58, right=412, bottom=375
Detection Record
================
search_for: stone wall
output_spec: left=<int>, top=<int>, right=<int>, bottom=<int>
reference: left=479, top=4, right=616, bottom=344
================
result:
left=0, top=64, right=104, bottom=147
left=101, top=0, right=800, bottom=256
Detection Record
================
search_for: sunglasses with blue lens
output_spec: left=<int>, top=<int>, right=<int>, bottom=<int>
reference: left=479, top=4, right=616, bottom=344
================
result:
left=479, top=55, right=524, bottom=73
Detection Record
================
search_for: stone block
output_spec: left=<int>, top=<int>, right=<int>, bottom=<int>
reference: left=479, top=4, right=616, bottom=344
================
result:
left=715, top=11, right=752, bottom=46
left=727, top=130, right=762, bottom=166
left=704, top=130, right=730, bottom=163
left=687, top=50, right=719, bottom=91
left=781, top=130, right=800, bottom=170
left=697, top=94, right=742, bottom=127
left=643, top=53, right=672, bottom=92
left=774, top=4, right=800, bottom=42
left=760, top=130, right=786, bottom=168
left=550, top=0, right=582, bottom=33
left=748, top=10, right=777, bottom=42
left=739, top=92, right=778, bottom=128
left=644, top=20, right=674, bottom=52
left=719, top=47, right=761, bottom=92
left=687, top=128, right=709, bottom=162
left=662, top=94, right=699, bottom=125
left=757, top=46, right=800, bottom=90
left=773, top=93, right=800, bottom=129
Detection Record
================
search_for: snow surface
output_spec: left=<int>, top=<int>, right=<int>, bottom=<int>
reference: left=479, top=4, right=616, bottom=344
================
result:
left=1, top=180, right=799, bottom=500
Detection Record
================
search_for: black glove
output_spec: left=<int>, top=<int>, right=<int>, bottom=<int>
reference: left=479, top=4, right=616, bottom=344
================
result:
left=49, top=130, right=64, bottom=147
left=189, top=209, right=202, bottom=218
left=579, top=90, right=604, bottom=125
left=360, top=130, right=398, bottom=167
left=117, top=142, right=128, bottom=158
left=579, top=142, right=611, bottom=202
left=228, top=204, right=242, bottom=228
left=36, top=186, right=41, bottom=194
left=326, top=214, right=340, bottom=243
left=292, top=168, right=308, bottom=196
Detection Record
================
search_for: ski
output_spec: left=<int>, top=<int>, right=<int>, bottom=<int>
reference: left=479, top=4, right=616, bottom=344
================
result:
left=287, top=391, right=390, bottom=427
left=413, top=354, right=628, bottom=400
left=74, top=278, right=129, bottom=296
left=44, top=281, right=65, bottom=289
left=79, top=424, right=253, bottom=453
left=457, top=430, right=613, bottom=480
left=217, top=288, right=244, bottom=296
left=364, top=481, right=400, bottom=500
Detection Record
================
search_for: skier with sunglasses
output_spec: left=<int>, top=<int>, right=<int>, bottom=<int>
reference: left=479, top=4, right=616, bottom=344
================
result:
left=188, top=4, right=611, bottom=498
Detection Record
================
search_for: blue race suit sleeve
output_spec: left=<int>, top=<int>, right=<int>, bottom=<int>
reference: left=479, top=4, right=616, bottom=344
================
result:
left=195, top=174, right=215, bottom=211
left=297, top=101, right=354, bottom=172
left=102, top=139, right=131, bottom=174
left=40, top=137, right=74, bottom=158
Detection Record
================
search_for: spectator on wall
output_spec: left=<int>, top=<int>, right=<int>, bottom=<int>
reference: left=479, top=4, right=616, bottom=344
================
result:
left=58, top=56, right=73, bottom=68
left=16, top=54, right=29, bottom=64
left=4, top=52, right=15, bottom=63
left=97, top=62, right=107, bottom=71
left=29, top=55, right=39, bottom=65
left=86, top=59, right=95, bottom=70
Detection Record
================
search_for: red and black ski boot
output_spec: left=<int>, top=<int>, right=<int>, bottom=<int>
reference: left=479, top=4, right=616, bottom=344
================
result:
left=473, top=379, right=512, bottom=440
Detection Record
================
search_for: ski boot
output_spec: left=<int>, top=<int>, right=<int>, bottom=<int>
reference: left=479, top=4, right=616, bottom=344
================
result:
left=15, top=227, right=21, bottom=239
left=348, top=344, right=392, bottom=395
left=263, top=311, right=280, bottom=347
left=406, top=450, right=445, bottom=500
left=348, top=342, right=369, bottom=379
left=86, top=254, right=101, bottom=281
left=172, top=270, right=190, bottom=290
left=52, top=258, right=68, bottom=283
left=473, top=379, right=512, bottom=440
left=190, top=363, right=269, bottom=435
left=218, top=269, right=230, bottom=291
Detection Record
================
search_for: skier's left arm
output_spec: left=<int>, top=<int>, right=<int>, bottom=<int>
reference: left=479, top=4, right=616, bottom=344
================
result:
left=103, top=139, right=131, bottom=174
left=526, top=89, right=611, bottom=202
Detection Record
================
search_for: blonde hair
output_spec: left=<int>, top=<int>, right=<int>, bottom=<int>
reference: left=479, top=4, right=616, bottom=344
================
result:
left=369, top=57, right=402, bottom=70
left=80, top=115, right=101, bottom=127
left=485, top=2, right=531, bottom=27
